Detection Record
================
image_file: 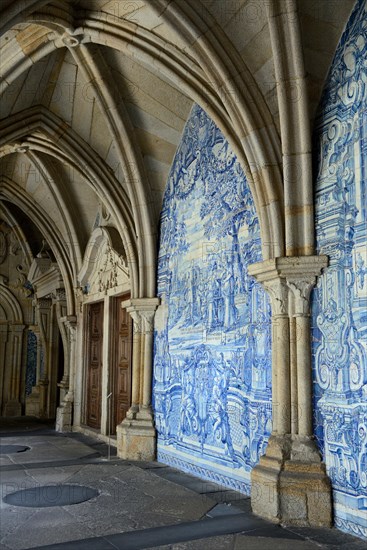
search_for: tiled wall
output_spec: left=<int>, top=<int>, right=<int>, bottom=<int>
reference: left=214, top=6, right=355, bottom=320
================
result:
left=26, top=330, right=37, bottom=396
left=153, top=105, right=272, bottom=493
left=312, top=0, right=367, bottom=539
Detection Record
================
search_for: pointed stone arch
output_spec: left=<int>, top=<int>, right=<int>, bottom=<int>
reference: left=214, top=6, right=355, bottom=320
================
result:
left=0, top=106, right=140, bottom=299
left=0, top=1, right=285, bottom=259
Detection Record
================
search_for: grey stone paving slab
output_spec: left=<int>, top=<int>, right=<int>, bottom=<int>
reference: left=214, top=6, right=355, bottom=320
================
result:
left=150, top=534, right=235, bottom=549
left=0, top=468, right=29, bottom=484
left=281, top=525, right=367, bottom=549
left=234, top=535, right=325, bottom=549
left=21, top=465, right=84, bottom=484
left=0, top=457, right=124, bottom=472
left=206, top=503, right=246, bottom=517
left=151, top=469, right=229, bottom=495
left=0, top=507, right=38, bottom=539
left=1, top=507, right=97, bottom=550
left=25, top=514, right=259, bottom=550
left=0, top=457, right=14, bottom=467
left=129, top=460, right=169, bottom=469
left=202, top=489, right=250, bottom=504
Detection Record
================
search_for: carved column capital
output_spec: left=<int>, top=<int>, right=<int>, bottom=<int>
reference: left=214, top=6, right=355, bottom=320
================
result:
left=53, top=288, right=67, bottom=303
left=126, top=298, right=160, bottom=334
left=248, top=256, right=328, bottom=316
left=127, top=309, right=142, bottom=334
left=286, top=278, right=316, bottom=315
left=140, top=310, right=156, bottom=334
left=263, top=278, right=289, bottom=316
left=35, top=297, right=53, bottom=310
left=64, top=315, right=77, bottom=341
left=278, top=255, right=328, bottom=316
left=248, top=259, right=289, bottom=316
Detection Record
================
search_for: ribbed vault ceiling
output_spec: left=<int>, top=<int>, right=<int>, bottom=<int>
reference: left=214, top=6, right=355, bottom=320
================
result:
left=0, top=0, right=356, bottom=311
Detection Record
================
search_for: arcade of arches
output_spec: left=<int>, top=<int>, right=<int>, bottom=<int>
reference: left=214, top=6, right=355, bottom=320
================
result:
left=0, top=0, right=366, bottom=541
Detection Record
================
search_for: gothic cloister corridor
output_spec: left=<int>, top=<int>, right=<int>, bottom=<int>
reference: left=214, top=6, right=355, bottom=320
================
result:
left=1, top=0, right=367, bottom=545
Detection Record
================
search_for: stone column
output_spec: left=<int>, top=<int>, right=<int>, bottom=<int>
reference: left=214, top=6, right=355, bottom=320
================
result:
left=54, top=289, right=69, bottom=403
left=3, top=323, right=25, bottom=416
left=117, top=297, right=159, bottom=460
left=138, top=309, right=156, bottom=419
left=125, top=309, right=142, bottom=419
left=55, top=316, right=77, bottom=432
left=249, top=256, right=332, bottom=528
left=0, top=323, right=8, bottom=414
left=35, top=297, right=52, bottom=418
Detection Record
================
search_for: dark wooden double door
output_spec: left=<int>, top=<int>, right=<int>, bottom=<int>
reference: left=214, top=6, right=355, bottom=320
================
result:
left=86, top=295, right=132, bottom=432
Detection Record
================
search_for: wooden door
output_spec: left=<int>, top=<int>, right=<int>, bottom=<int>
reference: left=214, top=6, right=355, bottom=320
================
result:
left=86, top=301, right=103, bottom=429
left=112, top=295, right=132, bottom=432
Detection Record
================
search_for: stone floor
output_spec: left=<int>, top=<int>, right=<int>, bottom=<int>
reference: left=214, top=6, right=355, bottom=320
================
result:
left=0, top=418, right=365, bottom=550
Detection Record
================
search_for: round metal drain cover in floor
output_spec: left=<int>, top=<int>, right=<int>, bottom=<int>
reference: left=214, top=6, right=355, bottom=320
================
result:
left=0, top=445, right=30, bottom=454
left=3, top=485, right=99, bottom=507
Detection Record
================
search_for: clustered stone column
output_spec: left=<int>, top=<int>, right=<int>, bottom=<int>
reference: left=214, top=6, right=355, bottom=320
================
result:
left=34, top=297, right=52, bottom=418
left=54, top=289, right=69, bottom=403
left=248, top=256, right=332, bottom=527
left=117, top=297, right=159, bottom=460
left=55, top=316, right=77, bottom=432
left=3, top=322, right=25, bottom=416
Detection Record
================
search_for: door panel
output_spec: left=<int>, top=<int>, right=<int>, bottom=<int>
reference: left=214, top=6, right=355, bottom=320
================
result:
left=86, top=302, right=103, bottom=429
left=113, top=295, right=132, bottom=431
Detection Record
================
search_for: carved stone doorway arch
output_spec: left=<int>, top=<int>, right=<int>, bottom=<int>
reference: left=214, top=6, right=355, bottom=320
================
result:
left=76, top=226, right=132, bottom=440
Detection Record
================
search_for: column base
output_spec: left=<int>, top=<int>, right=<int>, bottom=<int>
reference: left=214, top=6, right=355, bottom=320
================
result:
left=117, top=418, right=156, bottom=461
left=55, top=401, right=73, bottom=432
left=251, top=435, right=332, bottom=527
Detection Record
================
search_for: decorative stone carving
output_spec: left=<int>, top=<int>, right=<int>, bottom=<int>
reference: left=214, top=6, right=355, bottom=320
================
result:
left=78, top=227, right=129, bottom=297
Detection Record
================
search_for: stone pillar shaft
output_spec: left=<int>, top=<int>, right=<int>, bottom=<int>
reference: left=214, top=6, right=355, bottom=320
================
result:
left=295, top=314, right=312, bottom=436
left=275, top=314, right=291, bottom=434
left=248, top=256, right=331, bottom=528
left=117, top=297, right=159, bottom=461
left=141, top=311, right=155, bottom=410
left=55, top=316, right=76, bottom=432
left=127, top=310, right=142, bottom=415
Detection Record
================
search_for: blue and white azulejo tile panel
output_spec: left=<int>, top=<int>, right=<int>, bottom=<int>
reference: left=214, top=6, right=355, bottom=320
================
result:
left=153, top=104, right=272, bottom=493
left=312, top=0, right=367, bottom=539
left=26, top=330, right=37, bottom=396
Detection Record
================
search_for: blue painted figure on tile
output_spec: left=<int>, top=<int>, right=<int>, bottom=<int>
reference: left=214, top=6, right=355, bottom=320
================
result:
left=153, top=103, right=272, bottom=493
left=312, top=0, right=367, bottom=539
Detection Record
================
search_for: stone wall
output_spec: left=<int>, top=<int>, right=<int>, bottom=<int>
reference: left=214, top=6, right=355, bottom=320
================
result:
left=153, top=105, right=272, bottom=493
left=312, top=0, right=367, bottom=539
left=0, top=217, right=33, bottom=415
